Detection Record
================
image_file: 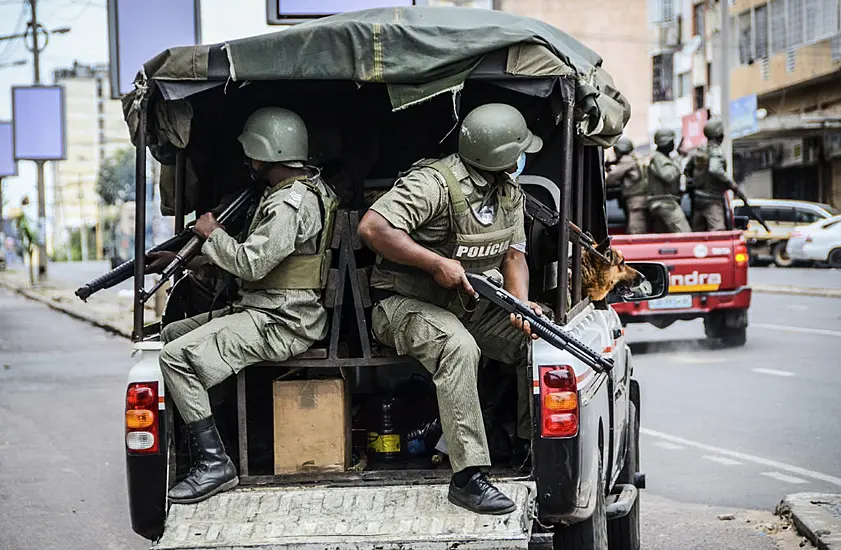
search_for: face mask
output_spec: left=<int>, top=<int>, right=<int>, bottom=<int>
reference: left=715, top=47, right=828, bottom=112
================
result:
left=245, top=158, right=268, bottom=182
left=511, top=153, right=526, bottom=180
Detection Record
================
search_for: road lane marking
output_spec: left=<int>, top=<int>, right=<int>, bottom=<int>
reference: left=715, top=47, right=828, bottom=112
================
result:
left=703, top=455, right=743, bottom=466
left=753, top=323, right=841, bottom=337
left=761, top=472, right=809, bottom=484
left=654, top=441, right=685, bottom=451
left=642, top=428, right=841, bottom=487
left=752, top=368, right=795, bottom=377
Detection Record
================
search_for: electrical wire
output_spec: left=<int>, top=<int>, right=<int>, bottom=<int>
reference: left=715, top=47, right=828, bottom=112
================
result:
left=0, top=3, right=28, bottom=60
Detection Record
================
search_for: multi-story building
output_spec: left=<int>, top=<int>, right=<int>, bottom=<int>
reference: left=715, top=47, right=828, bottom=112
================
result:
left=649, top=0, right=841, bottom=208
left=729, top=0, right=841, bottom=207
left=52, top=61, right=131, bottom=260
left=501, top=0, right=652, bottom=147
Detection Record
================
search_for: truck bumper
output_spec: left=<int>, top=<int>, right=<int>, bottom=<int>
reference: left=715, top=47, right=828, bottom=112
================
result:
left=614, top=286, right=752, bottom=324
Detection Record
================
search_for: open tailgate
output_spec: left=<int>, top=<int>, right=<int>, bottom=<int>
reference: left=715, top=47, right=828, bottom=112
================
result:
left=154, top=482, right=537, bottom=549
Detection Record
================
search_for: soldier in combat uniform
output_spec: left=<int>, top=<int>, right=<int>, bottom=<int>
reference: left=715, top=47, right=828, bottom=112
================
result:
left=358, top=103, right=542, bottom=515
left=646, top=128, right=691, bottom=233
left=150, top=107, right=338, bottom=504
left=684, top=118, right=738, bottom=231
left=607, top=137, right=648, bottom=234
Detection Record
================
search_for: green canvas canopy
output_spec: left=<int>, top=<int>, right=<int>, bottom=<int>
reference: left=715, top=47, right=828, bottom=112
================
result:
left=125, top=6, right=630, bottom=149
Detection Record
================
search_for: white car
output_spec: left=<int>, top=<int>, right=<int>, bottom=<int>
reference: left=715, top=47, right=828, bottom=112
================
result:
left=786, top=215, right=841, bottom=267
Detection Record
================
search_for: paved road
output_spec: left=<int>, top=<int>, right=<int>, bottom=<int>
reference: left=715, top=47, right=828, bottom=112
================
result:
left=0, top=287, right=817, bottom=550
left=627, top=290, right=841, bottom=514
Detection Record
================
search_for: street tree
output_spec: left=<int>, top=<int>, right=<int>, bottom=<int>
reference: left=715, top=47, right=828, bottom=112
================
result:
left=97, top=147, right=135, bottom=205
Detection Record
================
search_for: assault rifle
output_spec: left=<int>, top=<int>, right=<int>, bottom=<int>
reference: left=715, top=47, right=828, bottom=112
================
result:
left=75, top=185, right=262, bottom=302
left=466, top=273, right=614, bottom=373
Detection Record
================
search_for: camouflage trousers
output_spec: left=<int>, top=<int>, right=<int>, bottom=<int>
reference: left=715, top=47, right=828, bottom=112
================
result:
left=159, top=309, right=314, bottom=423
left=648, top=197, right=691, bottom=233
left=692, top=198, right=727, bottom=232
left=625, top=195, right=649, bottom=234
left=372, top=295, right=530, bottom=473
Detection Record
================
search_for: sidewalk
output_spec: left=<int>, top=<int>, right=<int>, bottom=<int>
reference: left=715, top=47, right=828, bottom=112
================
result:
left=0, top=264, right=161, bottom=339
left=778, top=493, right=841, bottom=550
left=750, top=267, right=841, bottom=299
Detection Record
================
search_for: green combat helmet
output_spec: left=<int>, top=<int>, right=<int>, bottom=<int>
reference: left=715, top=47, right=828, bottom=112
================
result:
left=653, top=129, right=676, bottom=149
left=458, top=103, right=543, bottom=172
left=703, top=118, right=725, bottom=141
left=613, top=136, right=634, bottom=157
left=238, top=107, right=308, bottom=165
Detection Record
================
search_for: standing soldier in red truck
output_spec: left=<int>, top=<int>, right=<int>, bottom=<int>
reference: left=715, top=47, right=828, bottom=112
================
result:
left=683, top=118, right=738, bottom=232
left=646, top=128, right=691, bottom=233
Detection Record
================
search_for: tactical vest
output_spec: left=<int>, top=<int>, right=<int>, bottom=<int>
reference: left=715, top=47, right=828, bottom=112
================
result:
left=690, top=144, right=730, bottom=198
left=371, top=157, right=520, bottom=317
left=621, top=154, right=649, bottom=198
left=647, top=151, right=681, bottom=200
left=242, top=175, right=338, bottom=291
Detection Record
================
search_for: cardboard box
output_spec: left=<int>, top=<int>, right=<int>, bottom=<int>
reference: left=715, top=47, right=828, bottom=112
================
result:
left=273, top=378, right=350, bottom=475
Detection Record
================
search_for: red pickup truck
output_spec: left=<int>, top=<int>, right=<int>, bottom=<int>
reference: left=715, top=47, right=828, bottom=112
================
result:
left=607, top=195, right=752, bottom=346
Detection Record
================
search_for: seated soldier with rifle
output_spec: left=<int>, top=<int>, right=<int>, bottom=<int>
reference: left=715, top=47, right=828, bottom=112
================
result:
left=146, top=107, right=338, bottom=505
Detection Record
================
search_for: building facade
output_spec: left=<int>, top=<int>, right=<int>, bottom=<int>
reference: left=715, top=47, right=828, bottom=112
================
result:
left=649, top=0, right=841, bottom=209
left=502, top=0, right=652, bottom=147
left=729, top=0, right=841, bottom=208
left=52, top=62, right=131, bottom=260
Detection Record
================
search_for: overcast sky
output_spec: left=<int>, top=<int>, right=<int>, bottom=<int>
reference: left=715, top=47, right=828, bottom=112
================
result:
left=0, top=0, right=276, bottom=212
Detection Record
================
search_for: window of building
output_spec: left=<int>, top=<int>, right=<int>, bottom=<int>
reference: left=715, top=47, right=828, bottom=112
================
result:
left=693, top=2, right=705, bottom=37
left=694, top=86, right=705, bottom=110
left=650, top=0, right=675, bottom=23
left=738, top=10, right=754, bottom=64
left=770, top=0, right=787, bottom=53
left=818, top=0, right=840, bottom=39
left=755, top=4, right=769, bottom=59
left=652, top=53, right=674, bottom=102
left=789, top=0, right=804, bottom=47
left=677, top=72, right=691, bottom=97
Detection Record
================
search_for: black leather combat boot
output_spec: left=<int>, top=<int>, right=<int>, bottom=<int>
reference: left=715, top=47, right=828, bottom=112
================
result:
left=168, top=416, right=239, bottom=504
left=448, top=471, right=517, bottom=515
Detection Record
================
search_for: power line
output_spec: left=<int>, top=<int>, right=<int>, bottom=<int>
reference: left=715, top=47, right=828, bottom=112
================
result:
left=0, top=3, right=28, bottom=59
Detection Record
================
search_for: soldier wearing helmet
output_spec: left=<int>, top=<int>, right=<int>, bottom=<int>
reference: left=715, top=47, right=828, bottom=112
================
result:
left=646, top=129, right=691, bottom=233
left=358, top=103, right=542, bottom=515
left=684, top=117, right=738, bottom=231
left=151, top=107, right=338, bottom=504
left=606, top=136, right=649, bottom=234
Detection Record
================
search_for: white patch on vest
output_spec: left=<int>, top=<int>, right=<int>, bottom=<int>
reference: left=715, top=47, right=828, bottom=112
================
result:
left=283, top=181, right=308, bottom=210
left=454, top=240, right=511, bottom=259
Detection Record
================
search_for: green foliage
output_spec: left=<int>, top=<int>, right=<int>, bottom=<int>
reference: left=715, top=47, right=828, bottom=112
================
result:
left=97, top=147, right=135, bottom=205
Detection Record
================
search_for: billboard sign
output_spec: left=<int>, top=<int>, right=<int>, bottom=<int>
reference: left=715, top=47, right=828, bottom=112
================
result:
left=681, top=109, right=708, bottom=152
left=107, top=0, right=201, bottom=99
left=267, top=0, right=493, bottom=24
left=12, top=86, right=66, bottom=161
left=730, top=94, right=759, bottom=139
left=0, top=122, right=16, bottom=177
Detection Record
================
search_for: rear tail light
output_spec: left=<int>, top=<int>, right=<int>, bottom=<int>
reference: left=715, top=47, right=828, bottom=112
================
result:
left=540, top=365, right=579, bottom=438
left=126, top=382, right=159, bottom=454
left=734, top=243, right=749, bottom=266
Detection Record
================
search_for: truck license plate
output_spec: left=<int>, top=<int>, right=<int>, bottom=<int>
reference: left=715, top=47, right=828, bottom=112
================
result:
left=648, top=295, right=693, bottom=310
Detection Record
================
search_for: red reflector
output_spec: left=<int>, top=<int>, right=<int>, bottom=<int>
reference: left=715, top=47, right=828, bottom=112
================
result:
left=543, top=413, right=578, bottom=437
left=127, top=385, right=156, bottom=409
left=126, top=382, right=159, bottom=454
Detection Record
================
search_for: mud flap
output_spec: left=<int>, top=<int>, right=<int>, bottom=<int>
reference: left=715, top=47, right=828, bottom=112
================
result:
left=154, top=482, right=537, bottom=549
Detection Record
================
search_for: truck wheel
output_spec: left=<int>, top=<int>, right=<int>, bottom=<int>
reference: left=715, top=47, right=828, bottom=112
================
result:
left=608, top=404, right=640, bottom=550
left=704, top=312, right=747, bottom=347
left=773, top=242, right=793, bottom=268
left=720, top=327, right=747, bottom=347
left=554, top=458, right=608, bottom=550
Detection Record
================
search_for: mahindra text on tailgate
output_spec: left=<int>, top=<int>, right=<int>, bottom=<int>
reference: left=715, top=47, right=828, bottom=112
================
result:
left=611, top=231, right=750, bottom=316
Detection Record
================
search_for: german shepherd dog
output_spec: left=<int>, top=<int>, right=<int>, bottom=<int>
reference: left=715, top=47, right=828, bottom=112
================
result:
left=580, top=244, right=643, bottom=302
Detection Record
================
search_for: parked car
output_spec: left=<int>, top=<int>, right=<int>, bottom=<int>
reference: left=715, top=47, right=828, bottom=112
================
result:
left=786, top=215, right=841, bottom=268
left=732, top=198, right=839, bottom=267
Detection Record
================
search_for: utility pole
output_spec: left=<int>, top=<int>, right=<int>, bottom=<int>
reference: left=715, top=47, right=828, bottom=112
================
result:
left=77, top=175, right=88, bottom=261
left=718, top=0, right=733, bottom=177
left=26, top=0, right=49, bottom=279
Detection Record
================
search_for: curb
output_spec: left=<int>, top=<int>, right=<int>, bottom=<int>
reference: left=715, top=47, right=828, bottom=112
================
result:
left=0, top=279, right=132, bottom=340
left=752, top=285, right=841, bottom=299
left=777, top=493, right=841, bottom=550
